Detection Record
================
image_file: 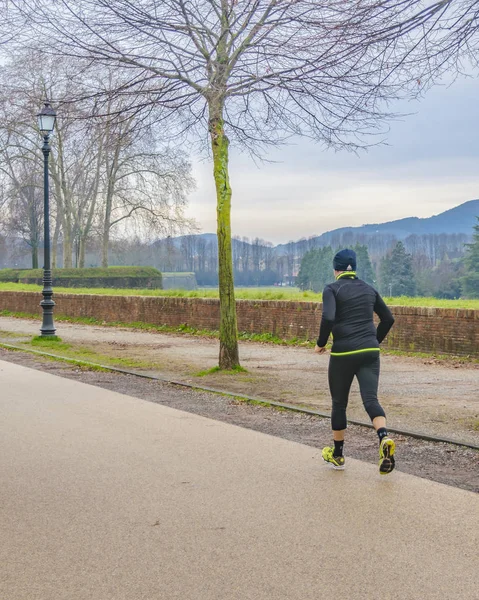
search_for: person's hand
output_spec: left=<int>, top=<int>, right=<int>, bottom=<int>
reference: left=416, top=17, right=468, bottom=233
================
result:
left=314, top=345, right=327, bottom=354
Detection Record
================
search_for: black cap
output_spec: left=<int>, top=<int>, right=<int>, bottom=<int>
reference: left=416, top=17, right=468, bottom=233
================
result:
left=333, top=249, right=356, bottom=272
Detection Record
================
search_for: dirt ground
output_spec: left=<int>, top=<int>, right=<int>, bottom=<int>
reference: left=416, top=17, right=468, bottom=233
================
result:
left=0, top=316, right=478, bottom=446
left=1, top=346, right=477, bottom=494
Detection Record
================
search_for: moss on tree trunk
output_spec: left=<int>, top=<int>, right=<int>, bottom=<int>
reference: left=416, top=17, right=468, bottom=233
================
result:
left=209, top=112, right=240, bottom=369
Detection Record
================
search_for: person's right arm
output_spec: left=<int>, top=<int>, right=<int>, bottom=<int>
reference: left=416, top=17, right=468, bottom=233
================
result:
left=374, top=292, right=395, bottom=343
left=316, top=286, right=336, bottom=348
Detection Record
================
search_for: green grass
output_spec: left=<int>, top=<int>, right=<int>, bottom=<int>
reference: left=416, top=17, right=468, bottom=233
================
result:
left=0, top=281, right=478, bottom=308
left=7, top=335, right=161, bottom=370
left=0, top=329, right=30, bottom=339
left=0, top=343, right=112, bottom=372
left=31, top=335, right=63, bottom=344
left=195, top=365, right=248, bottom=377
left=384, top=349, right=479, bottom=363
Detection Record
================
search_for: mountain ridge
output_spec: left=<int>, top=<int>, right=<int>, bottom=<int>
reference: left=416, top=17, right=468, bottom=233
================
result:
left=318, top=198, right=478, bottom=238
left=168, top=199, right=478, bottom=249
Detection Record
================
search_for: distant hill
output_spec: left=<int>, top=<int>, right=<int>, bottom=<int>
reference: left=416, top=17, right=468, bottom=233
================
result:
left=274, top=199, right=478, bottom=252
left=157, top=199, right=478, bottom=251
left=155, top=233, right=217, bottom=249
left=321, top=199, right=478, bottom=238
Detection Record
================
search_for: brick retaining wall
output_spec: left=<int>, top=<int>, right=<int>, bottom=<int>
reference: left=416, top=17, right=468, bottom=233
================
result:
left=0, top=291, right=477, bottom=357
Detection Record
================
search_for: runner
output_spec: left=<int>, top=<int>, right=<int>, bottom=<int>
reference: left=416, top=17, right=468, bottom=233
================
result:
left=315, top=248, right=396, bottom=474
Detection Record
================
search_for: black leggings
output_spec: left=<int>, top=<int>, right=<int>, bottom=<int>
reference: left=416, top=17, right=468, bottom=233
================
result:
left=328, top=352, right=386, bottom=431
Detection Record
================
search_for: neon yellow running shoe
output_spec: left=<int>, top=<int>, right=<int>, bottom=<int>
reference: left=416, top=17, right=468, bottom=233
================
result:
left=322, top=446, right=345, bottom=470
left=379, top=437, right=396, bottom=475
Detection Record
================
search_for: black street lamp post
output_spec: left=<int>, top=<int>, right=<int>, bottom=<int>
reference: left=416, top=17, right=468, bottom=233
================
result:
left=37, top=102, right=57, bottom=337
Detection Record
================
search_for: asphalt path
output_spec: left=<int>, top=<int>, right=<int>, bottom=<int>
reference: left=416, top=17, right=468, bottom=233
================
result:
left=0, top=360, right=477, bottom=599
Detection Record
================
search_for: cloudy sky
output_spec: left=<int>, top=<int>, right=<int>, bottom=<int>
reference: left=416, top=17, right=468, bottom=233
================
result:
left=186, top=75, right=479, bottom=245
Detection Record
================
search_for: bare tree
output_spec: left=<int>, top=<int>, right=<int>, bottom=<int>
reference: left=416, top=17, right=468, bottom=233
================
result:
left=241, top=237, right=251, bottom=275
left=0, top=48, right=195, bottom=268
left=4, top=180, right=43, bottom=269
left=196, top=236, right=207, bottom=273
left=100, top=118, right=195, bottom=267
left=285, top=241, right=296, bottom=287
left=10, top=0, right=477, bottom=366
left=0, top=70, right=44, bottom=268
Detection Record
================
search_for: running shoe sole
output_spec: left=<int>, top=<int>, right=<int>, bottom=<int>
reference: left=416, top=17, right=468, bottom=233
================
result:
left=324, top=461, right=345, bottom=471
left=379, top=438, right=396, bottom=475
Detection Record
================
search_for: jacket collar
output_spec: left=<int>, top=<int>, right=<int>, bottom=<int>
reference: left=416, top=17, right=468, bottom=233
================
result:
left=336, top=271, right=357, bottom=281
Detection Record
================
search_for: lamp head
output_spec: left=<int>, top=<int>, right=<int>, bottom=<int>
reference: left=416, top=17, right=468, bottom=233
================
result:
left=37, top=102, right=57, bottom=135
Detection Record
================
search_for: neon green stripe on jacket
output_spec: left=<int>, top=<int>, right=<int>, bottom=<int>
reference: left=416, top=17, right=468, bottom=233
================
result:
left=330, top=348, right=380, bottom=357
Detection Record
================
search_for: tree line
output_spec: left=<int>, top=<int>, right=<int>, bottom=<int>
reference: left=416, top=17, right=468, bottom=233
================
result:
left=4, top=228, right=475, bottom=298
left=296, top=224, right=479, bottom=299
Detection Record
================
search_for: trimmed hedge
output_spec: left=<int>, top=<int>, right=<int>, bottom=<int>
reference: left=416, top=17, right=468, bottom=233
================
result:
left=0, top=269, right=22, bottom=282
left=20, top=266, right=161, bottom=279
left=0, top=266, right=163, bottom=289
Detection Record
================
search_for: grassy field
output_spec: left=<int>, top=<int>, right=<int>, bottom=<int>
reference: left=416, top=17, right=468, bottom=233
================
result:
left=0, top=282, right=478, bottom=309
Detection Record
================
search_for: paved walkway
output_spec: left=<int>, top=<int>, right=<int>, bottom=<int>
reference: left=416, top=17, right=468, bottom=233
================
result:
left=0, top=360, right=477, bottom=600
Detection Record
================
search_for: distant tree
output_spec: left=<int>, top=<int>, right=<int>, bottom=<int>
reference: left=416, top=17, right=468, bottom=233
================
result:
left=413, top=253, right=435, bottom=297
left=232, top=236, right=242, bottom=272
left=241, top=237, right=251, bottom=275
left=379, top=241, right=416, bottom=297
left=354, top=244, right=376, bottom=287
left=415, top=254, right=464, bottom=299
left=285, top=242, right=297, bottom=287
left=462, top=217, right=479, bottom=298
left=296, top=247, right=334, bottom=293
left=433, top=259, right=463, bottom=299
left=296, top=250, right=315, bottom=291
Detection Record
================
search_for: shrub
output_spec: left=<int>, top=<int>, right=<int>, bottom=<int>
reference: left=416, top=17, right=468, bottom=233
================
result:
left=1, top=266, right=163, bottom=289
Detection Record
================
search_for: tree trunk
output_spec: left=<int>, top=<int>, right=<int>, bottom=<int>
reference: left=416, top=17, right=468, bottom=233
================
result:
left=102, top=191, right=112, bottom=268
left=58, top=133, right=73, bottom=268
left=102, top=143, right=120, bottom=268
left=78, top=235, right=86, bottom=268
left=52, top=212, right=61, bottom=268
left=32, top=246, right=38, bottom=269
left=209, top=109, right=239, bottom=369
left=63, top=226, right=73, bottom=268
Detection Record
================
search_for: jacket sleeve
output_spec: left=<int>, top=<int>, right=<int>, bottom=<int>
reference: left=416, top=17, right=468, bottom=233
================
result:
left=374, top=292, right=395, bottom=344
left=317, top=286, right=336, bottom=347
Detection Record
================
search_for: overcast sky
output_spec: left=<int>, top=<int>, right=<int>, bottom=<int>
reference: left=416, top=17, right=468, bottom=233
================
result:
left=186, top=75, right=479, bottom=245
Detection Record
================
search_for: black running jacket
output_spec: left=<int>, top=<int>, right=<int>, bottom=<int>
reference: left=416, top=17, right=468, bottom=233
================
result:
left=316, top=273, right=395, bottom=355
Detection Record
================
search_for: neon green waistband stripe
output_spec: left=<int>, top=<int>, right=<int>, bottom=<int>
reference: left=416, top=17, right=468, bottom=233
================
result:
left=330, top=348, right=380, bottom=356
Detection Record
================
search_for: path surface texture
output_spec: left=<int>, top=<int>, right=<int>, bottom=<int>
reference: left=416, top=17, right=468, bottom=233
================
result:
left=0, top=360, right=478, bottom=599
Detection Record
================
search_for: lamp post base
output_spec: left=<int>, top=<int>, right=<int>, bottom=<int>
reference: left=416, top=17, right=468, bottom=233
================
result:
left=40, top=268, right=56, bottom=336
left=40, top=296, right=56, bottom=336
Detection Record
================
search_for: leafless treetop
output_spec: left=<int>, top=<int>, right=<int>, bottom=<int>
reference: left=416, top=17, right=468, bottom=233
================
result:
left=7, top=0, right=477, bottom=154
